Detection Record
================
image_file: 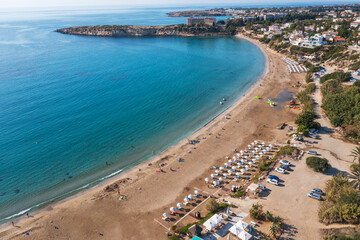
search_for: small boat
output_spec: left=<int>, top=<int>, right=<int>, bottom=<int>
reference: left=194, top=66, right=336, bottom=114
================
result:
left=220, top=101, right=223, bottom=105
left=222, top=97, right=226, bottom=101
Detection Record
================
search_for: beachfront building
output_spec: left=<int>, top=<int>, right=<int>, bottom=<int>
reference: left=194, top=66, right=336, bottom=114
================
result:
left=350, top=20, right=360, bottom=28
left=300, top=34, right=327, bottom=48
left=186, top=17, right=216, bottom=26
left=290, top=34, right=327, bottom=48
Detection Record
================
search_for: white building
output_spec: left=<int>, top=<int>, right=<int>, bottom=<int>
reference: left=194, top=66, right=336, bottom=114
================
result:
left=300, top=34, right=327, bottom=48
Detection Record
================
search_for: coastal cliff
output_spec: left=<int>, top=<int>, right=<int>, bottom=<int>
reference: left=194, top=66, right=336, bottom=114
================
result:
left=56, top=25, right=232, bottom=37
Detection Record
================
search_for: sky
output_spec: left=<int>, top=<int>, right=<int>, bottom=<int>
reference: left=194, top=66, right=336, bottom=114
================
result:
left=1, top=0, right=358, bottom=9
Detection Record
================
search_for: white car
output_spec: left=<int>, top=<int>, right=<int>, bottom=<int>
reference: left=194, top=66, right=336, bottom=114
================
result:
left=279, top=160, right=290, bottom=166
left=308, top=192, right=321, bottom=200
left=275, top=168, right=285, bottom=174
left=258, top=184, right=266, bottom=190
left=267, top=178, right=279, bottom=185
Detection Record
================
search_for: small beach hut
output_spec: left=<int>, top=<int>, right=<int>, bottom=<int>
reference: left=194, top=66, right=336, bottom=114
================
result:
left=203, top=219, right=217, bottom=231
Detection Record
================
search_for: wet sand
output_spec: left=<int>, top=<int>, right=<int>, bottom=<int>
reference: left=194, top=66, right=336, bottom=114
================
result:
left=0, top=35, right=305, bottom=240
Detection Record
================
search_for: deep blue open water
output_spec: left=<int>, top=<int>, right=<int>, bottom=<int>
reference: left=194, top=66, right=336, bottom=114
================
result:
left=0, top=7, right=266, bottom=220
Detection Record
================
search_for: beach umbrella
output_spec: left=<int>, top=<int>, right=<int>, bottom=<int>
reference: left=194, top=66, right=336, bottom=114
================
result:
left=212, top=180, right=217, bottom=186
left=223, top=173, right=228, bottom=178
left=195, top=190, right=200, bottom=195
left=205, top=178, right=210, bottom=183
left=262, top=142, right=265, bottom=145
left=247, top=145, right=251, bottom=148
left=215, top=170, right=220, bottom=175
left=219, top=177, right=223, bottom=182
left=225, top=156, right=229, bottom=159
left=184, top=198, right=189, bottom=204
left=240, top=169, right=245, bottom=173
left=254, top=140, right=258, bottom=144
left=245, top=165, right=249, bottom=168
left=236, top=172, right=240, bottom=176
left=219, top=167, right=224, bottom=171
left=177, top=203, right=183, bottom=209
left=240, top=150, right=244, bottom=154
left=163, top=213, right=168, bottom=218
left=232, top=166, right=236, bottom=170
left=237, top=162, right=241, bottom=166
left=170, top=207, right=176, bottom=212
left=225, top=163, right=228, bottom=167
left=229, top=159, right=233, bottom=164
left=237, top=153, right=240, bottom=157
left=211, top=174, right=216, bottom=179
left=188, top=194, right=193, bottom=200
left=227, top=170, right=232, bottom=174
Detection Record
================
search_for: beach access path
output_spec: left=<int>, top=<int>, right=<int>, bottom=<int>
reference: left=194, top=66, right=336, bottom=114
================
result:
left=0, top=36, right=304, bottom=240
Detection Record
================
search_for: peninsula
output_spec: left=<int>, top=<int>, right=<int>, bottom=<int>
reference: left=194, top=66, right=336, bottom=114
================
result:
left=56, top=24, right=232, bottom=37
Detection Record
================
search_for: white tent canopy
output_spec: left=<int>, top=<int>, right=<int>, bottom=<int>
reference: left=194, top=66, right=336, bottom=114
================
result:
left=209, top=214, right=223, bottom=225
left=229, top=225, right=243, bottom=235
left=238, top=230, right=252, bottom=240
left=203, top=219, right=217, bottom=231
left=235, top=220, right=249, bottom=230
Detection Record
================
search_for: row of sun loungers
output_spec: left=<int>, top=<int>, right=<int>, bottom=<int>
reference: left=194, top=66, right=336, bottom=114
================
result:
left=283, top=57, right=307, bottom=74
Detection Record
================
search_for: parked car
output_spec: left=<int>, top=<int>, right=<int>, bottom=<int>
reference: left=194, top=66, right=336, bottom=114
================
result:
left=309, top=134, right=319, bottom=139
left=307, top=150, right=317, bottom=155
left=312, top=188, right=323, bottom=195
left=309, top=129, right=319, bottom=134
left=259, top=184, right=266, bottom=190
left=280, top=160, right=290, bottom=166
left=268, top=175, right=279, bottom=181
left=308, top=192, right=321, bottom=200
left=267, top=178, right=279, bottom=185
left=275, top=168, right=286, bottom=174
left=280, top=165, right=290, bottom=170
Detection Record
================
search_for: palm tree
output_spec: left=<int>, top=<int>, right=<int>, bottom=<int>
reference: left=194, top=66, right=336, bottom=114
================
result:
left=348, top=168, right=360, bottom=190
left=350, top=147, right=360, bottom=165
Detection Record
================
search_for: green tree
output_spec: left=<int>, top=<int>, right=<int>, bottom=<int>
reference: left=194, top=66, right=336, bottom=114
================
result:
left=348, top=168, right=360, bottom=190
left=306, top=156, right=331, bottom=172
left=206, top=198, right=219, bottom=213
left=350, top=147, right=360, bottom=165
left=250, top=203, right=264, bottom=220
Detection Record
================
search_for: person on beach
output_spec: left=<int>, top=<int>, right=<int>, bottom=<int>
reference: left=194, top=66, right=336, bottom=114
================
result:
left=11, top=221, right=14, bottom=226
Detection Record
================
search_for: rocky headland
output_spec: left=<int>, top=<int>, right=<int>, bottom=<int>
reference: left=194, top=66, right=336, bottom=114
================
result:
left=56, top=25, right=231, bottom=37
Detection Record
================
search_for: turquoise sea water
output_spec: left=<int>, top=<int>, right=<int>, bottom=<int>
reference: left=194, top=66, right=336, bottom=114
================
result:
left=0, top=7, right=266, bottom=220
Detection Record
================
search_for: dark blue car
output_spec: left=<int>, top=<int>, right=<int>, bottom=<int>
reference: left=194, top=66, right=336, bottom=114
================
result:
left=268, top=175, right=279, bottom=181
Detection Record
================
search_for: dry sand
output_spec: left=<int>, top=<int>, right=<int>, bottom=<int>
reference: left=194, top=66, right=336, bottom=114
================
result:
left=0, top=35, right=304, bottom=240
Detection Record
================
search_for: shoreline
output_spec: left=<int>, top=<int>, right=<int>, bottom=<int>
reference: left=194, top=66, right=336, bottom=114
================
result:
left=0, top=35, right=302, bottom=239
left=0, top=35, right=268, bottom=228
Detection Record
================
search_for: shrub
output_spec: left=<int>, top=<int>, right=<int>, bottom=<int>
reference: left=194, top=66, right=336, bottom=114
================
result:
left=232, top=188, right=246, bottom=198
left=250, top=203, right=264, bottom=220
left=320, top=71, right=352, bottom=84
left=296, top=125, right=310, bottom=136
left=295, top=111, right=319, bottom=129
left=206, top=198, right=219, bottom=213
left=306, top=156, right=331, bottom=172
left=169, top=236, right=182, bottom=240
left=353, top=80, right=360, bottom=87
left=304, top=83, right=316, bottom=94
left=176, top=223, right=193, bottom=234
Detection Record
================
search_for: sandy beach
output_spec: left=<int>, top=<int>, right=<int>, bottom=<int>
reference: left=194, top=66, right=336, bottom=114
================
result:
left=0, top=35, right=305, bottom=240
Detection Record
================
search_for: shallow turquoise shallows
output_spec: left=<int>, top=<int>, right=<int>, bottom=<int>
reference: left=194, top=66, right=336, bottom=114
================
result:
left=0, top=7, right=265, bottom=220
